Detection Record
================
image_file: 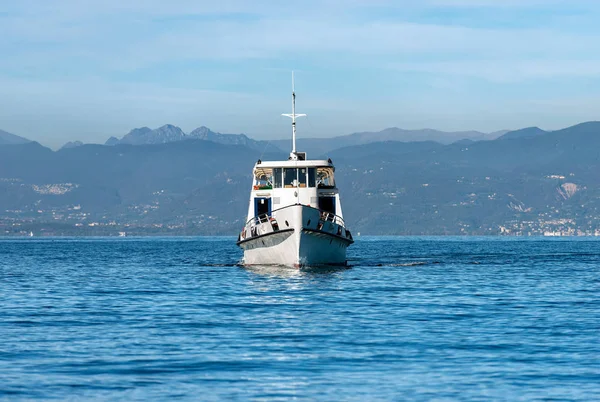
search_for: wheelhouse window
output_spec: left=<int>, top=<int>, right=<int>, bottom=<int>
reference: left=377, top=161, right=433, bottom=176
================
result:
left=254, top=166, right=332, bottom=189
left=317, top=167, right=335, bottom=188
left=253, top=168, right=274, bottom=190
left=283, top=168, right=309, bottom=187
left=298, top=168, right=308, bottom=188
left=284, top=168, right=297, bottom=188
left=257, top=175, right=269, bottom=188
left=307, top=168, right=316, bottom=187
left=273, top=168, right=283, bottom=188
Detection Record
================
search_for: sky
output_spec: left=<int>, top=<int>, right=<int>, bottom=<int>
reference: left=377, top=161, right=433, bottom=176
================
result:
left=1, top=0, right=600, bottom=148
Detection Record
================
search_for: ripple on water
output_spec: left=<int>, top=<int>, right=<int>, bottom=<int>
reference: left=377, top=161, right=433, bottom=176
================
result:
left=1, top=237, right=599, bottom=400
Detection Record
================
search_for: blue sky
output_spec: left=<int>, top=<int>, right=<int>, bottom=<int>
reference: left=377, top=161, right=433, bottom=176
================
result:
left=1, top=0, right=600, bottom=148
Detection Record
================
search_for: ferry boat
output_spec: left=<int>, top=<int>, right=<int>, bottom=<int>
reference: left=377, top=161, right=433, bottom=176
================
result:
left=237, top=75, right=354, bottom=267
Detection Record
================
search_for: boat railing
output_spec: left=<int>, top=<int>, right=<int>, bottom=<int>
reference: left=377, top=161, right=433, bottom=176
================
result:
left=243, top=205, right=346, bottom=228
left=238, top=213, right=278, bottom=241
left=319, top=211, right=345, bottom=227
left=239, top=205, right=349, bottom=242
left=255, top=213, right=271, bottom=225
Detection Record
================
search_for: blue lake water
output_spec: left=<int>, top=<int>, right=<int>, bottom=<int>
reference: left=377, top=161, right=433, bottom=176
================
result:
left=1, top=237, right=599, bottom=400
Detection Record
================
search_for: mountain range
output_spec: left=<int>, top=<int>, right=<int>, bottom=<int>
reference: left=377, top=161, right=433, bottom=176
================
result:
left=103, top=124, right=277, bottom=152
left=271, top=128, right=509, bottom=156
left=102, top=125, right=509, bottom=154
left=1, top=121, right=599, bottom=236
left=102, top=125, right=511, bottom=155
left=0, top=125, right=510, bottom=154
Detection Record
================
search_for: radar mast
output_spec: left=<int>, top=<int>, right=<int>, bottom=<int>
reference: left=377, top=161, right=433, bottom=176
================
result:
left=281, top=71, right=306, bottom=160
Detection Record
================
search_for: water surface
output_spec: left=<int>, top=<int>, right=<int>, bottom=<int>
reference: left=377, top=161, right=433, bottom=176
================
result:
left=1, top=237, right=599, bottom=400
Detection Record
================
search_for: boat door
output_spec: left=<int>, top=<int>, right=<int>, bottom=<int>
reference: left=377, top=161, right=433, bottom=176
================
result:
left=318, top=196, right=336, bottom=215
left=254, top=197, right=271, bottom=218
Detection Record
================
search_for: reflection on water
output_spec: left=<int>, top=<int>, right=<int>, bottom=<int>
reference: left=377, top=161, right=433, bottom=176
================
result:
left=242, top=264, right=350, bottom=278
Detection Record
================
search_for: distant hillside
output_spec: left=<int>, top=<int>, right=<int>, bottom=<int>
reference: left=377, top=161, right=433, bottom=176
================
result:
left=0, top=129, right=31, bottom=145
left=270, top=127, right=502, bottom=156
left=328, top=121, right=600, bottom=234
left=189, top=126, right=264, bottom=149
left=498, top=126, right=548, bottom=140
left=326, top=140, right=443, bottom=160
left=3, top=121, right=600, bottom=236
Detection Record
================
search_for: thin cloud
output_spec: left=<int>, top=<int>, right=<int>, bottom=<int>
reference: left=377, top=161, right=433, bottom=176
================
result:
left=1, top=0, right=600, bottom=144
left=389, top=60, right=600, bottom=82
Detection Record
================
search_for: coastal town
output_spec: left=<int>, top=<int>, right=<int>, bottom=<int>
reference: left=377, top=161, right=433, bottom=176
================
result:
left=2, top=180, right=600, bottom=237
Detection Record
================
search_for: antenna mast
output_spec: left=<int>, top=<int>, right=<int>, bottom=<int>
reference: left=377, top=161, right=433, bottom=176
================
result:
left=282, top=71, right=306, bottom=160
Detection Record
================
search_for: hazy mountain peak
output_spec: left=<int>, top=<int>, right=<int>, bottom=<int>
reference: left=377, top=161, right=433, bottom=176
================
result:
left=157, top=124, right=180, bottom=131
left=60, top=140, right=84, bottom=150
left=115, top=125, right=185, bottom=146
left=498, top=126, right=547, bottom=140
left=104, top=124, right=267, bottom=150
left=189, top=126, right=258, bottom=149
left=189, top=126, right=212, bottom=138
left=116, top=127, right=152, bottom=145
left=154, top=124, right=184, bottom=135
left=105, top=136, right=119, bottom=146
left=125, top=127, right=152, bottom=137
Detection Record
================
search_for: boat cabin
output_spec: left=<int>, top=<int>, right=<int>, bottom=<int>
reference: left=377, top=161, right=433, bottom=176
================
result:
left=246, top=157, right=342, bottom=222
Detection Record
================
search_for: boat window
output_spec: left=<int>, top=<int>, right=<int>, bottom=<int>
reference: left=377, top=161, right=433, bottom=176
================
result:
left=298, top=168, right=308, bottom=188
left=255, top=167, right=324, bottom=188
left=284, top=168, right=297, bottom=188
left=317, top=167, right=335, bottom=188
left=273, top=168, right=283, bottom=188
left=256, top=174, right=270, bottom=189
left=253, top=168, right=274, bottom=189
left=307, top=168, right=316, bottom=187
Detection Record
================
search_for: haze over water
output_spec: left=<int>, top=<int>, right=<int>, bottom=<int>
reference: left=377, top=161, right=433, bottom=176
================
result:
left=1, top=237, right=599, bottom=400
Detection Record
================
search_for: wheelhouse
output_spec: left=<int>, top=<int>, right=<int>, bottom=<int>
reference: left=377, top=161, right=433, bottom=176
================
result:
left=252, top=164, right=335, bottom=190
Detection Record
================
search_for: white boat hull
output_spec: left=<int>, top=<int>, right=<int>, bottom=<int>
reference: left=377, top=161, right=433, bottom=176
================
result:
left=238, top=205, right=352, bottom=267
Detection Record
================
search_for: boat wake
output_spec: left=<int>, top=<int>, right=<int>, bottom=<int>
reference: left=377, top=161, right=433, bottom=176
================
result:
left=348, top=260, right=441, bottom=267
